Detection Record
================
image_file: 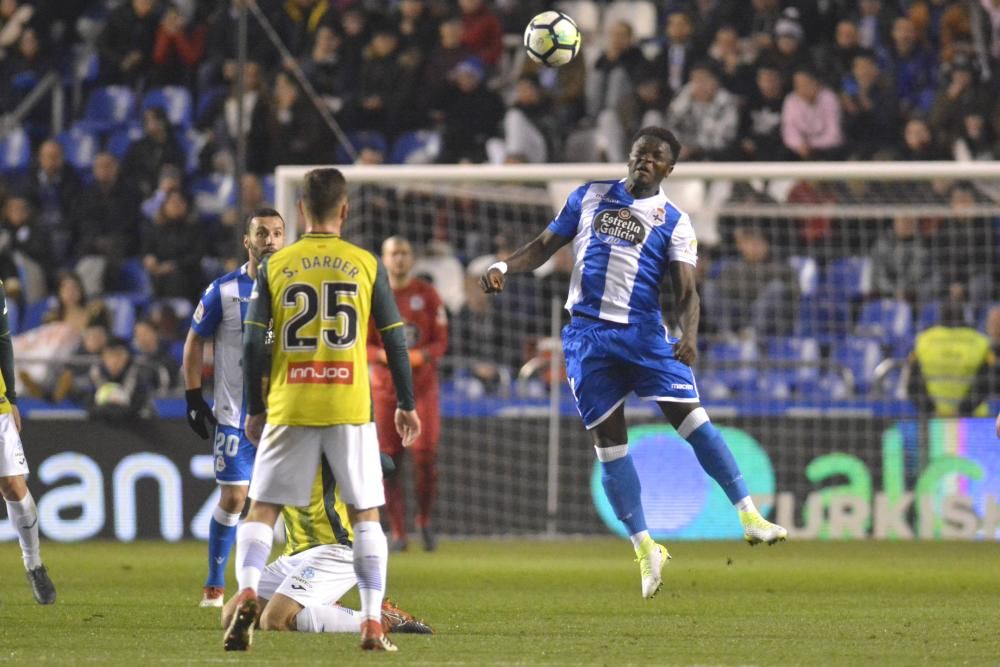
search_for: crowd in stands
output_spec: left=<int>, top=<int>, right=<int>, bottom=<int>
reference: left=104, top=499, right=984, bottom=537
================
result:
left=0, top=0, right=998, bottom=412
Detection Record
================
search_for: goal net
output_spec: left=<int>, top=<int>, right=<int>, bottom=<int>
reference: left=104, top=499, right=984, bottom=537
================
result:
left=275, top=162, right=1000, bottom=541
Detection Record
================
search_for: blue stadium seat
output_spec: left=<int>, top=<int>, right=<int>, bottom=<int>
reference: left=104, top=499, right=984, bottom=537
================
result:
left=856, top=298, right=914, bottom=356
left=262, top=174, right=276, bottom=204
left=796, top=292, right=851, bottom=342
left=0, top=127, right=31, bottom=174
left=175, top=128, right=203, bottom=174
left=826, top=256, right=872, bottom=299
left=830, top=337, right=884, bottom=396
left=917, top=300, right=940, bottom=331
left=194, top=85, right=227, bottom=126
left=57, top=128, right=100, bottom=173
left=192, top=174, right=235, bottom=222
left=20, top=298, right=53, bottom=332
left=6, top=299, right=19, bottom=336
left=788, top=256, right=819, bottom=296
left=143, top=86, right=193, bottom=128
left=103, top=295, right=136, bottom=339
left=111, top=257, right=154, bottom=306
left=765, top=336, right=820, bottom=392
left=389, top=130, right=438, bottom=165
left=78, top=85, right=136, bottom=134
left=336, top=131, right=387, bottom=164
left=706, top=339, right=758, bottom=394
left=105, top=124, right=143, bottom=160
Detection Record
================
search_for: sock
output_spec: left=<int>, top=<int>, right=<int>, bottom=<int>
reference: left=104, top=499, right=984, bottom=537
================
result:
left=629, top=530, right=650, bottom=550
left=5, top=493, right=41, bottom=570
left=295, top=605, right=363, bottom=633
left=352, top=521, right=388, bottom=623
left=679, top=408, right=749, bottom=504
left=205, top=506, right=241, bottom=588
left=736, top=496, right=757, bottom=513
left=595, top=445, right=648, bottom=536
left=235, top=521, right=273, bottom=593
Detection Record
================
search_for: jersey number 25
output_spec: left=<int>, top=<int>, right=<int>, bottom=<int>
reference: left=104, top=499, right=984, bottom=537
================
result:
left=282, top=281, right=358, bottom=351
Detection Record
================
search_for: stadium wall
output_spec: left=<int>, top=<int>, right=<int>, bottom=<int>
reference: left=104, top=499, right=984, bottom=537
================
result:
left=1, top=416, right=996, bottom=542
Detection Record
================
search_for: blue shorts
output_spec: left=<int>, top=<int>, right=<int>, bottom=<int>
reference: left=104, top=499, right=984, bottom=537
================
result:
left=562, top=317, right=699, bottom=429
left=213, top=424, right=256, bottom=484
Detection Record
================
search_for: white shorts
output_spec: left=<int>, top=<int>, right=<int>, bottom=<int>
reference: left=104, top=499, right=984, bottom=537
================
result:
left=0, top=412, right=27, bottom=477
left=249, top=422, right=385, bottom=509
left=258, top=544, right=357, bottom=608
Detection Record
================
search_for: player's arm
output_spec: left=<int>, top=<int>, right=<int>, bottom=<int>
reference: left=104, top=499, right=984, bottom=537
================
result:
left=243, top=259, right=274, bottom=421
left=0, top=281, right=20, bottom=432
left=372, top=261, right=420, bottom=445
left=182, top=283, right=222, bottom=439
left=669, top=261, right=699, bottom=367
left=480, top=229, right=571, bottom=293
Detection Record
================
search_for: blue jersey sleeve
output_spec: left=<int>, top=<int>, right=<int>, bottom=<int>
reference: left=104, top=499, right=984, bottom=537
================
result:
left=547, top=183, right=588, bottom=238
left=191, top=280, right=223, bottom=338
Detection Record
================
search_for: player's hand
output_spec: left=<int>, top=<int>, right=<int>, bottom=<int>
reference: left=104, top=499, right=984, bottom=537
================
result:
left=480, top=268, right=506, bottom=294
left=245, top=412, right=266, bottom=446
left=185, top=389, right=217, bottom=440
left=395, top=408, right=421, bottom=447
left=10, top=404, right=21, bottom=433
left=674, top=336, right=698, bottom=367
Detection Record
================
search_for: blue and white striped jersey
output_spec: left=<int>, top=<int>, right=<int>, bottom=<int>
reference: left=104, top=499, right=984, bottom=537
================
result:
left=548, top=179, right=698, bottom=324
left=190, top=264, right=254, bottom=429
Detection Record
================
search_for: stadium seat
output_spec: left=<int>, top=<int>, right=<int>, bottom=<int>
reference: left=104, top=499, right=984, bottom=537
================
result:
left=20, top=298, right=52, bottom=332
left=917, top=300, right=940, bottom=331
left=110, top=257, right=154, bottom=306
left=706, top=339, right=758, bottom=395
left=143, top=86, right=193, bottom=128
left=825, top=256, right=872, bottom=300
left=555, top=1, right=600, bottom=37
left=57, top=128, right=100, bottom=173
left=389, top=130, right=440, bottom=165
left=765, top=336, right=820, bottom=392
left=796, top=292, right=851, bottom=342
left=103, top=295, right=137, bottom=339
left=335, top=131, right=387, bottom=164
left=194, top=85, right=227, bottom=126
left=262, top=174, right=276, bottom=204
left=78, top=85, right=136, bottom=134
left=105, top=123, right=143, bottom=160
left=192, top=173, right=236, bottom=221
left=856, top=299, right=914, bottom=356
left=0, top=126, right=31, bottom=174
left=176, top=128, right=204, bottom=174
left=601, top=1, right=658, bottom=41
left=6, top=299, right=19, bottom=335
left=830, top=337, right=884, bottom=396
left=788, top=256, right=819, bottom=297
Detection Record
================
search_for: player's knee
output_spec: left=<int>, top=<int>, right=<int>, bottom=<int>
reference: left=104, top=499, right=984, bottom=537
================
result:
left=259, top=602, right=296, bottom=632
left=0, top=474, right=26, bottom=501
left=218, top=485, right=247, bottom=513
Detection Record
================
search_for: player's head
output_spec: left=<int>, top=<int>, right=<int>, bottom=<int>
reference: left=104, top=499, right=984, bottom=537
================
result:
left=381, top=236, right=415, bottom=281
left=299, top=168, right=348, bottom=229
left=628, top=127, right=681, bottom=187
left=244, top=207, right=286, bottom=264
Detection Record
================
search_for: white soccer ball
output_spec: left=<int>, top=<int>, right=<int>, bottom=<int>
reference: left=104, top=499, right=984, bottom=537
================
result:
left=523, top=11, right=581, bottom=67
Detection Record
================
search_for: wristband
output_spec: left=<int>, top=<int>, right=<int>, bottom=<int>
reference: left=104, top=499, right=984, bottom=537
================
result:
left=488, top=261, right=508, bottom=275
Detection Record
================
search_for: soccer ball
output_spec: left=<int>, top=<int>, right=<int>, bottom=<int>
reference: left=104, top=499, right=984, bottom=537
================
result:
left=523, top=11, right=581, bottom=67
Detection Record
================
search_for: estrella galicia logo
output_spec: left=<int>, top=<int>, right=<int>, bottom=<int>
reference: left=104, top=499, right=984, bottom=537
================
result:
left=593, top=207, right=646, bottom=246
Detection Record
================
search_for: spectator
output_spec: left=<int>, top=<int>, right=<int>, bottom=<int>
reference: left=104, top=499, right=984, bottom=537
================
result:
left=488, top=76, right=554, bottom=164
left=765, top=8, right=813, bottom=83
left=396, top=0, right=438, bottom=59
left=746, top=0, right=782, bottom=53
left=666, top=61, right=739, bottom=161
left=781, top=67, right=844, bottom=160
left=43, top=271, right=109, bottom=333
left=647, top=10, right=697, bottom=98
left=0, top=195, right=49, bottom=303
left=350, top=26, right=403, bottom=135
left=74, top=153, right=143, bottom=296
left=841, top=50, right=899, bottom=159
left=121, top=106, right=187, bottom=198
left=275, top=0, right=331, bottom=59
left=707, top=225, right=799, bottom=336
left=895, top=117, right=949, bottom=160
left=132, top=318, right=178, bottom=391
left=0, top=0, right=34, bottom=58
left=335, top=6, right=369, bottom=94
left=929, top=56, right=986, bottom=146
left=140, top=164, right=184, bottom=222
left=249, top=71, right=327, bottom=173
left=739, top=62, right=787, bottom=161
left=2, top=26, right=49, bottom=116
left=87, top=338, right=154, bottom=421
left=908, top=300, right=995, bottom=417
left=151, top=3, right=206, bottom=88
left=98, top=0, right=160, bottom=86
left=855, top=0, right=894, bottom=52
left=459, top=0, right=502, bottom=69
left=17, top=139, right=79, bottom=266
left=595, top=77, right=669, bottom=163
left=300, top=24, right=342, bottom=97
left=952, top=108, right=997, bottom=161
left=50, top=322, right=109, bottom=404
left=198, top=61, right=268, bottom=167
left=199, top=0, right=276, bottom=89
left=817, top=19, right=864, bottom=87
left=586, top=21, right=647, bottom=123
left=707, top=25, right=755, bottom=99
left=869, top=215, right=933, bottom=303
left=422, top=16, right=468, bottom=105
left=141, top=190, right=205, bottom=302
left=432, top=57, right=503, bottom=163
left=930, top=182, right=996, bottom=305
left=887, top=17, right=936, bottom=116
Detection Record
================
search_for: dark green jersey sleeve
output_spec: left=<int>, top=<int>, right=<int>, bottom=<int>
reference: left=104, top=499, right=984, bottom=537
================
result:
left=371, top=261, right=415, bottom=410
left=243, top=258, right=273, bottom=415
left=0, top=282, right=15, bottom=404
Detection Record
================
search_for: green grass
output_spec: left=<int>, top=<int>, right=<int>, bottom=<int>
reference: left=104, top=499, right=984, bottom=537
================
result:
left=1, top=539, right=999, bottom=665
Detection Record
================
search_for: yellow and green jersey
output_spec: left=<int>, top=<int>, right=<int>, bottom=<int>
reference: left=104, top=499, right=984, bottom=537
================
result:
left=0, top=281, right=15, bottom=415
left=913, top=325, right=993, bottom=417
left=245, top=233, right=406, bottom=425
left=282, top=456, right=353, bottom=556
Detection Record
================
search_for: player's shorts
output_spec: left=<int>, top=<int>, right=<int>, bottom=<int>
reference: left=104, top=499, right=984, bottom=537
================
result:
left=373, top=390, right=440, bottom=455
left=0, top=412, right=28, bottom=477
left=249, top=422, right=384, bottom=509
left=562, top=316, right=699, bottom=429
left=212, top=424, right=256, bottom=485
left=258, top=544, right=357, bottom=607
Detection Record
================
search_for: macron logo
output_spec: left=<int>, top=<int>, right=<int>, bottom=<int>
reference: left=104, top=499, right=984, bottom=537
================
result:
left=287, top=361, right=354, bottom=384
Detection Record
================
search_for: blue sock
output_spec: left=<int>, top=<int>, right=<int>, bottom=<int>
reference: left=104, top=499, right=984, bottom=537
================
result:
left=681, top=411, right=749, bottom=504
left=206, top=507, right=241, bottom=588
left=599, top=450, right=648, bottom=535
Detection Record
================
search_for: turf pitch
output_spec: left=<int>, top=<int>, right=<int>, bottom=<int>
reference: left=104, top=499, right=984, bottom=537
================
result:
left=0, top=539, right=998, bottom=665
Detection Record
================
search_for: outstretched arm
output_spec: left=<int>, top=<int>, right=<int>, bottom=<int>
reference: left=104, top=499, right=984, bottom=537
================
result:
left=669, top=261, right=699, bottom=367
left=480, top=229, right=571, bottom=294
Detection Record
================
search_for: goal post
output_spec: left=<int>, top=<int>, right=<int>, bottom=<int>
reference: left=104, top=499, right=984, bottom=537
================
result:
left=273, top=161, right=1000, bottom=541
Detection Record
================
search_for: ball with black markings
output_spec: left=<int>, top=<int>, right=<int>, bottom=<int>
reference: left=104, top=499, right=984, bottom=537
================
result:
left=523, top=11, right=581, bottom=68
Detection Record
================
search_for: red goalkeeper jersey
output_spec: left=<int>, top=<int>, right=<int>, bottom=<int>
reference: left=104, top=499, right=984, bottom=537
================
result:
left=368, top=278, right=448, bottom=399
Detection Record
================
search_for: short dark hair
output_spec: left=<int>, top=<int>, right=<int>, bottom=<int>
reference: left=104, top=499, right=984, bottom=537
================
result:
left=301, top=168, right=347, bottom=223
left=244, top=207, right=284, bottom=236
left=631, top=127, right=682, bottom=167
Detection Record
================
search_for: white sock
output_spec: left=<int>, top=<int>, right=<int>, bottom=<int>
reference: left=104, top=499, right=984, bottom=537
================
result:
left=213, top=506, right=241, bottom=526
left=352, top=521, right=388, bottom=623
left=735, top=496, right=757, bottom=513
left=629, top=529, right=650, bottom=550
left=235, top=521, right=273, bottom=592
left=295, top=605, right=362, bottom=633
left=6, top=493, right=42, bottom=570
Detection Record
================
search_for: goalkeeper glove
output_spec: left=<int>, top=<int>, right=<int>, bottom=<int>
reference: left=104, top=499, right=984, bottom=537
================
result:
left=185, top=388, right=216, bottom=440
